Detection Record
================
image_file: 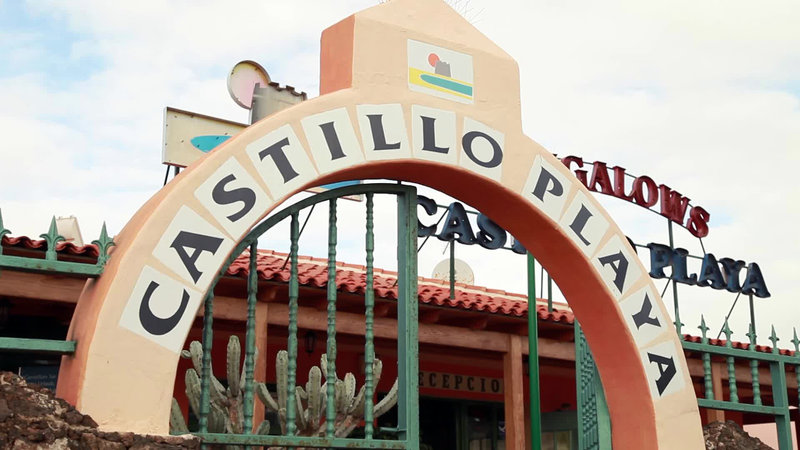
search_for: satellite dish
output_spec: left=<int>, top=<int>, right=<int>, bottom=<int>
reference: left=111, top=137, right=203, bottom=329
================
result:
left=227, top=60, right=270, bottom=109
left=431, top=258, right=475, bottom=285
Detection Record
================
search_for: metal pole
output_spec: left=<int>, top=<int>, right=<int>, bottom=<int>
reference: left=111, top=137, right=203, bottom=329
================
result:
left=449, top=238, right=455, bottom=300
left=527, top=253, right=542, bottom=450
left=667, top=220, right=682, bottom=335
left=716, top=292, right=742, bottom=340
left=416, top=209, right=448, bottom=252
left=281, top=203, right=317, bottom=271
left=749, top=294, right=756, bottom=342
left=546, top=274, right=553, bottom=313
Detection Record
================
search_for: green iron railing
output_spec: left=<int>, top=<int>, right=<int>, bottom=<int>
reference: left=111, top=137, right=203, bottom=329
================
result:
left=576, top=313, right=800, bottom=450
left=0, top=210, right=114, bottom=277
left=683, top=316, right=798, bottom=449
left=0, top=337, right=76, bottom=355
left=184, top=183, right=419, bottom=449
left=0, top=211, right=113, bottom=356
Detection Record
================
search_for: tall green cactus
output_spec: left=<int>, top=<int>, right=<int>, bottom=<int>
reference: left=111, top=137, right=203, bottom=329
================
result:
left=172, top=338, right=398, bottom=440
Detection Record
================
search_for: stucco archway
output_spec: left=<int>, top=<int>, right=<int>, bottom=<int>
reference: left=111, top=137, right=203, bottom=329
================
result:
left=56, top=0, right=704, bottom=448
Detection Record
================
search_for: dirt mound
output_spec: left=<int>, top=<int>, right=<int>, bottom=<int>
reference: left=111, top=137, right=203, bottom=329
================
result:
left=0, top=371, right=199, bottom=449
left=704, top=421, right=773, bottom=450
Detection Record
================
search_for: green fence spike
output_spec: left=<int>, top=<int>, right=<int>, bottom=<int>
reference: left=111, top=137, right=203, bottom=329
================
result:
left=699, top=316, right=709, bottom=343
left=40, top=216, right=65, bottom=261
left=791, top=328, right=800, bottom=354
left=0, top=210, right=10, bottom=247
left=0, top=209, right=10, bottom=257
left=91, top=222, right=115, bottom=266
left=746, top=323, right=758, bottom=348
left=722, top=319, right=733, bottom=348
left=769, top=326, right=779, bottom=354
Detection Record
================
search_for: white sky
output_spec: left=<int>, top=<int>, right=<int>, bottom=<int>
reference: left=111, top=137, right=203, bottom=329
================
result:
left=0, top=0, right=798, bottom=346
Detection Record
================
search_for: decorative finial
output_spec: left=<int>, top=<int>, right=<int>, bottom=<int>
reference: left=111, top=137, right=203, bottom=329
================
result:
left=91, top=222, right=115, bottom=267
left=40, top=216, right=65, bottom=261
left=746, top=323, right=758, bottom=349
left=722, top=319, right=733, bottom=348
left=0, top=209, right=10, bottom=256
left=698, top=315, right=709, bottom=343
left=769, top=326, right=779, bottom=354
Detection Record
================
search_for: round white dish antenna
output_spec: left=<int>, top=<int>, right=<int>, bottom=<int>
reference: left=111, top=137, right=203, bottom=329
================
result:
left=227, top=60, right=270, bottom=109
left=432, top=258, right=475, bottom=285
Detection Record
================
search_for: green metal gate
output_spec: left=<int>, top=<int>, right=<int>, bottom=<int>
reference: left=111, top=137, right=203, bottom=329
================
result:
left=575, top=321, right=611, bottom=450
left=180, top=183, right=420, bottom=449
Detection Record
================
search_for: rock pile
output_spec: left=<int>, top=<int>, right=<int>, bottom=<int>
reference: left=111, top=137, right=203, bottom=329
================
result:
left=0, top=371, right=199, bottom=449
left=704, top=420, right=773, bottom=450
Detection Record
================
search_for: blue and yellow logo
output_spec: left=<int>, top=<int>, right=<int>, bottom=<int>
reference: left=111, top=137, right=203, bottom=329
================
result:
left=409, top=52, right=473, bottom=102
left=408, top=40, right=474, bottom=104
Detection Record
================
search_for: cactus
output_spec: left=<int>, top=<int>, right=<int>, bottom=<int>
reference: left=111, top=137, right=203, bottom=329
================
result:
left=171, top=335, right=270, bottom=447
left=258, top=351, right=398, bottom=438
left=172, top=337, right=398, bottom=442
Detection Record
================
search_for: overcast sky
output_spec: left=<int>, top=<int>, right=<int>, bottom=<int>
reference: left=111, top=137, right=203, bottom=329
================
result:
left=0, top=0, right=798, bottom=345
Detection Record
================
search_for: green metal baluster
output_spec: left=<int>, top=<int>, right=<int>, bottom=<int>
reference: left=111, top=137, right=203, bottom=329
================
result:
left=792, top=329, right=800, bottom=410
left=243, top=241, right=258, bottom=434
left=199, top=284, right=217, bottom=435
left=747, top=324, right=761, bottom=405
left=286, top=213, right=300, bottom=437
left=699, top=316, right=713, bottom=400
left=40, top=217, right=65, bottom=261
left=722, top=320, right=738, bottom=403
left=364, top=193, right=376, bottom=439
left=325, top=199, right=338, bottom=437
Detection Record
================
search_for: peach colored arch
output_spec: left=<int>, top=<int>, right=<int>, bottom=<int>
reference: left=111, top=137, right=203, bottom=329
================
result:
left=56, top=93, right=702, bottom=450
left=56, top=0, right=704, bottom=448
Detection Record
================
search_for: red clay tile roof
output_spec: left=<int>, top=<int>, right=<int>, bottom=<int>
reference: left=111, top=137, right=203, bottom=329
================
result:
left=1, top=234, right=572, bottom=322
left=1, top=235, right=100, bottom=258
left=227, top=249, right=574, bottom=322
